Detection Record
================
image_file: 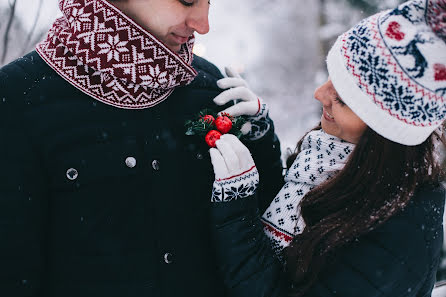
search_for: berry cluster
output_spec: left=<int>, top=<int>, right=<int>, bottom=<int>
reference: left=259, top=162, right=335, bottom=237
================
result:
left=185, top=109, right=247, bottom=147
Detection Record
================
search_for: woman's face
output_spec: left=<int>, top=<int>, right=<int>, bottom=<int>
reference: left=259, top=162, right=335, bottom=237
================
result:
left=111, top=0, right=210, bottom=52
left=314, top=80, right=367, bottom=144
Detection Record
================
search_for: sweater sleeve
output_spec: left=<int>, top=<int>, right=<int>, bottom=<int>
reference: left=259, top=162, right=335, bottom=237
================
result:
left=0, top=65, right=48, bottom=296
left=210, top=196, right=288, bottom=297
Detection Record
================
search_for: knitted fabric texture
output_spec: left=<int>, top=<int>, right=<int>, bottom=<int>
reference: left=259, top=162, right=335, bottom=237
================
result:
left=244, top=100, right=272, bottom=140
left=327, top=0, right=446, bottom=145
left=211, top=166, right=259, bottom=202
left=427, top=0, right=446, bottom=41
left=261, top=130, right=355, bottom=257
left=36, top=0, right=197, bottom=109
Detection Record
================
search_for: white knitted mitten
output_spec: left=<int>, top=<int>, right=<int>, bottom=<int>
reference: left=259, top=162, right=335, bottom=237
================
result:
left=214, top=67, right=271, bottom=140
left=209, top=134, right=259, bottom=202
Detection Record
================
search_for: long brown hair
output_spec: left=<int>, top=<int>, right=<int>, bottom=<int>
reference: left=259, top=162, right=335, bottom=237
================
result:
left=284, top=123, right=445, bottom=296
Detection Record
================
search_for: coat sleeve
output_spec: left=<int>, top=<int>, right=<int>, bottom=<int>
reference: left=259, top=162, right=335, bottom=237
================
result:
left=0, top=68, right=48, bottom=296
left=302, top=225, right=431, bottom=297
left=210, top=196, right=288, bottom=297
left=210, top=183, right=444, bottom=297
left=244, top=118, right=284, bottom=214
left=301, top=187, right=445, bottom=297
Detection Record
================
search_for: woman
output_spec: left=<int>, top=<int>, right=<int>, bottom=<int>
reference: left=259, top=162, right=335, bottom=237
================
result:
left=209, top=0, right=446, bottom=296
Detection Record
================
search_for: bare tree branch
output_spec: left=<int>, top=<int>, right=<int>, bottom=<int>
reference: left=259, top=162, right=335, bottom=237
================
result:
left=1, top=0, right=17, bottom=64
left=21, top=0, right=44, bottom=54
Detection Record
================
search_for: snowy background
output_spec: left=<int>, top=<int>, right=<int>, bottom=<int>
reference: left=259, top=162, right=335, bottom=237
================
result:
left=1, top=0, right=446, bottom=289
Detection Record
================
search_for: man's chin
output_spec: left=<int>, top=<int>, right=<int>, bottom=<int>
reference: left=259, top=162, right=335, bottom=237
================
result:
left=165, top=43, right=182, bottom=53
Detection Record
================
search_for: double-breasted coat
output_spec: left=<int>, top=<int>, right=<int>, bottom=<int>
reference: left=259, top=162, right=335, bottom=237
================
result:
left=0, top=51, right=283, bottom=297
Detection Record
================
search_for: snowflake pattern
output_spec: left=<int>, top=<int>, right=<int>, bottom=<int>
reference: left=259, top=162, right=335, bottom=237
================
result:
left=338, top=0, right=446, bottom=126
left=36, top=0, right=197, bottom=109
left=347, top=22, right=371, bottom=55
left=223, top=182, right=257, bottom=202
left=211, top=167, right=259, bottom=202
left=97, top=34, right=129, bottom=62
left=77, top=19, right=113, bottom=51
left=358, top=52, right=389, bottom=92
left=69, top=7, right=92, bottom=32
left=382, top=83, right=415, bottom=114
left=140, top=65, right=170, bottom=89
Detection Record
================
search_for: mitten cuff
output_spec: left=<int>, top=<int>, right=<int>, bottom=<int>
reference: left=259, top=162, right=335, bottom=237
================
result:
left=245, top=99, right=271, bottom=141
left=211, top=166, right=259, bottom=202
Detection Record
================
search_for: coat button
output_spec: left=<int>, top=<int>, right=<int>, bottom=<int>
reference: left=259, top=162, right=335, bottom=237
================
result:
left=152, top=160, right=160, bottom=171
left=66, top=168, right=79, bottom=180
left=125, top=157, right=137, bottom=168
left=163, top=252, right=173, bottom=264
left=196, top=153, right=203, bottom=160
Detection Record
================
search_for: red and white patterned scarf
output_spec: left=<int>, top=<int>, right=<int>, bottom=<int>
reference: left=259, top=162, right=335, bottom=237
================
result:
left=36, top=0, right=198, bottom=109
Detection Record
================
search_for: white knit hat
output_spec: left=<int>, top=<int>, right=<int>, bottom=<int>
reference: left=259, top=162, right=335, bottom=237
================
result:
left=327, top=0, right=446, bottom=145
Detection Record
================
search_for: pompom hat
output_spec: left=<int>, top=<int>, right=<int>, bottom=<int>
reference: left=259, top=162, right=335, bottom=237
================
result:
left=327, top=0, right=446, bottom=145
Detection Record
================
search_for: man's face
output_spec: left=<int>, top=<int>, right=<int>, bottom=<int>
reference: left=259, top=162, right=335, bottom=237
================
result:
left=112, top=0, right=210, bottom=52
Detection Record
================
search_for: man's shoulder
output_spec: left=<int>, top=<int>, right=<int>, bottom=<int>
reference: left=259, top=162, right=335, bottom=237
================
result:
left=1, top=51, right=50, bottom=81
left=0, top=51, right=70, bottom=110
left=192, top=55, right=223, bottom=79
left=1, top=51, right=59, bottom=96
left=189, top=55, right=223, bottom=89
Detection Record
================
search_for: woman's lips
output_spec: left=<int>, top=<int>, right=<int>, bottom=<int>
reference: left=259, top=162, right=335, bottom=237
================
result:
left=323, top=110, right=335, bottom=122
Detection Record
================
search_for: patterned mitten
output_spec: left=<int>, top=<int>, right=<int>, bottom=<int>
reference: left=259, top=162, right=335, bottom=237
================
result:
left=209, top=134, right=259, bottom=202
left=213, top=67, right=271, bottom=140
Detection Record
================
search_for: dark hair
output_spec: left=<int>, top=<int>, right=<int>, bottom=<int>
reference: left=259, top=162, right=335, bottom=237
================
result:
left=284, top=123, right=445, bottom=296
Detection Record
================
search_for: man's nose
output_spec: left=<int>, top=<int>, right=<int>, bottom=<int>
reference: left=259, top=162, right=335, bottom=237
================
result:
left=186, top=4, right=210, bottom=35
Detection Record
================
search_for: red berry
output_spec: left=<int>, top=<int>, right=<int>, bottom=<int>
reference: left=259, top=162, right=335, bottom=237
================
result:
left=205, top=130, right=222, bottom=148
left=215, top=116, right=233, bottom=134
left=201, top=115, right=215, bottom=125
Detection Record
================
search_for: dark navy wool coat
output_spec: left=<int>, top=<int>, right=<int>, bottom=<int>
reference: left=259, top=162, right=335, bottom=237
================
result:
left=0, top=51, right=283, bottom=297
left=211, top=184, right=445, bottom=297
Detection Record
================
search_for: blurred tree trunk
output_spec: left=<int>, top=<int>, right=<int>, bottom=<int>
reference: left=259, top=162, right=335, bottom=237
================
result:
left=319, top=0, right=331, bottom=59
left=1, top=0, right=17, bottom=64
left=21, top=0, right=43, bottom=54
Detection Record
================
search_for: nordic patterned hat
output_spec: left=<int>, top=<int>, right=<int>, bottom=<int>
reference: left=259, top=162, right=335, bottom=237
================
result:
left=327, top=0, right=446, bottom=145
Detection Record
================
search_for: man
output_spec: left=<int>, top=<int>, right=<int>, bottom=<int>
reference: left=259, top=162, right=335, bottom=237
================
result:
left=0, top=0, right=283, bottom=296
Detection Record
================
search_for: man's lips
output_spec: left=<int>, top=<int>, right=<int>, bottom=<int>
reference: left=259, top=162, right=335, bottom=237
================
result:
left=323, top=109, right=335, bottom=122
left=170, top=33, right=190, bottom=44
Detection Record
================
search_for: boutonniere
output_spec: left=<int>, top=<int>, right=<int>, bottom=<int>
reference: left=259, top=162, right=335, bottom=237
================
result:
left=185, top=109, right=247, bottom=147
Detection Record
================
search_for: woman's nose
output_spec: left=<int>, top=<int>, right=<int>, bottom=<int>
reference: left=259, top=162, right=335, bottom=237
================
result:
left=186, top=4, right=210, bottom=35
left=314, top=81, right=331, bottom=105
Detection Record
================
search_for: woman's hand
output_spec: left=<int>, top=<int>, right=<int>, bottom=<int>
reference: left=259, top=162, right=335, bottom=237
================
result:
left=209, top=134, right=259, bottom=202
left=214, top=67, right=271, bottom=140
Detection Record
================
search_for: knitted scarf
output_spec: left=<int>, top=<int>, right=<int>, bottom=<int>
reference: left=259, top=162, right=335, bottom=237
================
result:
left=36, top=0, right=197, bottom=109
left=261, top=129, right=355, bottom=256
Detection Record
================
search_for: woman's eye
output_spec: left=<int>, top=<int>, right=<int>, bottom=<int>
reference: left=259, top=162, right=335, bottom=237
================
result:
left=334, top=96, right=346, bottom=106
left=180, top=0, right=194, bottom=6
